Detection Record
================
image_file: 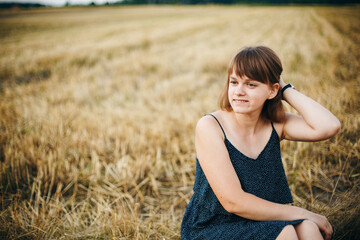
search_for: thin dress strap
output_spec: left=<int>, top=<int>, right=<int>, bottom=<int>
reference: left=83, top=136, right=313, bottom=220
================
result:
left=204, top=114, right=227, bottom=139
left=270, top=121, right=275, bottom=130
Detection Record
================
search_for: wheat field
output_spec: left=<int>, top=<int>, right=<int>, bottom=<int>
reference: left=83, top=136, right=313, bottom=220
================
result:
left=0, top=5, right=359, bottom=240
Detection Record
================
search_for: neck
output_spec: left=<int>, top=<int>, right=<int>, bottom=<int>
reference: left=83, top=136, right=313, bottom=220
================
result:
left=231, top=111, right=265, bottom=136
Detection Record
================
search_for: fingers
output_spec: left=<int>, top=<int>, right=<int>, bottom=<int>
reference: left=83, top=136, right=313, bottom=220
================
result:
left=326, top=222, right=333, bottom=240
left=321, top=226, right=331, bottom=240
left=325, top=230, right=332, bottom=240
left=279, top=76, right=285, bottom=86
left=313, top=214, right=332, bottom=240
left=308, top=212, right=333, bottom=240
left=323, top=217, right=333, bottom=240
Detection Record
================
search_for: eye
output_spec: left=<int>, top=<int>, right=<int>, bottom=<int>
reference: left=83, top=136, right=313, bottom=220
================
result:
left=248, top=83, right=257, bottom=87
left=230, top=80, right=237, bottom=85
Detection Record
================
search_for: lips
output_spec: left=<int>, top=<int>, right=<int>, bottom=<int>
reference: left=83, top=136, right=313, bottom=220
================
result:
left=233, top=99, right=248, bottom=103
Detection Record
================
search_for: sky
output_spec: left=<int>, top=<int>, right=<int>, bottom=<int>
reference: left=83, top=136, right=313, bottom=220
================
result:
left=0, top=0, right=120, bottom=6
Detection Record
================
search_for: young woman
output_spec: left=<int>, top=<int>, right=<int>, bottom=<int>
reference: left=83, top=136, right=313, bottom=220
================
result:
left=181, top=46, right=340, bottom=240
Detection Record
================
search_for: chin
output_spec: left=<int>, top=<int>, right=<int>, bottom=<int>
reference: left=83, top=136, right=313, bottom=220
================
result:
left=231, top=107, right=249, bottom=114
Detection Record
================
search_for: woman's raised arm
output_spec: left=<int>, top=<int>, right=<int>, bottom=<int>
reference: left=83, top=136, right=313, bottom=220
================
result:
left=279, top=77, right=341, bottom=141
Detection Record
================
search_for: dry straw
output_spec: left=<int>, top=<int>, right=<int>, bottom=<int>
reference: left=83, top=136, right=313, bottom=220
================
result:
left=0, top=5, right=359, bottom=239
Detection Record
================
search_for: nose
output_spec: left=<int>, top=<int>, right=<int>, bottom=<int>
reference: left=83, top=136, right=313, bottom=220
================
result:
left=235, top=84, right=245, bottom=95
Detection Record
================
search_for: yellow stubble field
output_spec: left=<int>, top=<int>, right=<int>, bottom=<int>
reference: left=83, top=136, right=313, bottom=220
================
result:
left=0, top=5, right=359, bottom=239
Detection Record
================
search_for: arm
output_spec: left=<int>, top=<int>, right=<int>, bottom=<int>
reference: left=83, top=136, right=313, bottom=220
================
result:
left=196, top=115, right=333, bottom=239
left=279, top=77, right=341, bottom=141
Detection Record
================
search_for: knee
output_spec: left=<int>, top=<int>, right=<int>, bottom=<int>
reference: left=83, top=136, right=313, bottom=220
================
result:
left=295, top=220, right=323, bottom=240
left=296, top=220, right=320, bottom=233
left=276, top=225, right=299, bottom=240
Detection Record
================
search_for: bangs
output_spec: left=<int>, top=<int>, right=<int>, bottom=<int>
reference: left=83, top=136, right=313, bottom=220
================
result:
left=227, top=46, right=280, bottom=84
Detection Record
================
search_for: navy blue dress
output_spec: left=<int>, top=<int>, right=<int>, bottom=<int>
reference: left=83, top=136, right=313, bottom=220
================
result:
left=181, top=114, right=304, bottom=240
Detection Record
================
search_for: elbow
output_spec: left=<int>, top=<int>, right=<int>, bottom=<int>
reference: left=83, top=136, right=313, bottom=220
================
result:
left=334, top=119, right=341, bottom=134
left=315, top=118, right=341, bottom=140
left=221, top=193, right=247, bottom=215
left=328, top=118, right=341, bottom=137
left=222, top=199, right=237, bottom=214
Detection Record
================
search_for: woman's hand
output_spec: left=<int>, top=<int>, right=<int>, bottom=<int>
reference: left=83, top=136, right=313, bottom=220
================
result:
left=279, top=75, right=286, bottom=89
left=306, top=211, right=333, bottom=240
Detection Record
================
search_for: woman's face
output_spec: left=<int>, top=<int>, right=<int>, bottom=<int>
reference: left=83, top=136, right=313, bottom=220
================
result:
left=228, top=71, right=277, bottom=115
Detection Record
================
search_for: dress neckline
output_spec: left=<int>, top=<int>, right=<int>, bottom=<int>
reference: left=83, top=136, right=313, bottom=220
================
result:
left=224, top=127, right=277, bottom=161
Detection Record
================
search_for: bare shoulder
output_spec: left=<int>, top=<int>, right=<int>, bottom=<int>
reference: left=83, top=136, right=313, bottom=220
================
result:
left=196, top=111, right=225, bottom=140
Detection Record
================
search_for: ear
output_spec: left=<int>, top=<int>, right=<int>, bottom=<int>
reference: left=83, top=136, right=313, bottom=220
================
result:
left=268, top=83, right=280, bottom=100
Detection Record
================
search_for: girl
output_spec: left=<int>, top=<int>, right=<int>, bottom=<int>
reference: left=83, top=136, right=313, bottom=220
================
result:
left=181, top=46, right=340, bottom=240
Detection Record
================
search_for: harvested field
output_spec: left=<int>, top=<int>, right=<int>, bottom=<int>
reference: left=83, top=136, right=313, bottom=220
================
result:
left=0, top=5, right=359, bottom=239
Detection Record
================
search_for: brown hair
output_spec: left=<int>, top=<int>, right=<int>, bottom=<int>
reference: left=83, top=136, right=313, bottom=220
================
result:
left=219, top=46, right=285, bottom=122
